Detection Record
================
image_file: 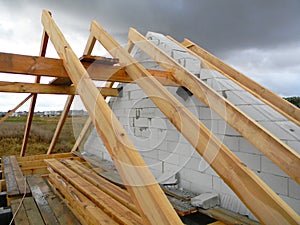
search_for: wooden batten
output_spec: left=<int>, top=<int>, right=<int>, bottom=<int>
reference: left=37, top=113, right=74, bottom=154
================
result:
left=90, top=21, right=300, bottom=224
left=127, top=28, right=300, bottom=185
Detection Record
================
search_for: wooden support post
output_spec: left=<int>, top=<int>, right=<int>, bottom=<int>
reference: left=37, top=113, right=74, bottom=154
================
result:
left=71, top=116, right=92, bottom=152
left=20, top=79, right=39, bottom=157
left=180, top=38, right=300, bottom=126
left=47, top=95, right=74, bottom=154
left=20, top=29, right=49, bottom=157
left=0, top=94, right=32, bottom=125
left=89, top=21, right=300, bottom=224
left=41, top=10, right=183, bottom=225
left=127, top=28, right=300, bottom=185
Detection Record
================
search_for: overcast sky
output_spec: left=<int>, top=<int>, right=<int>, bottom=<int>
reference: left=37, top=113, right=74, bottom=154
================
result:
left=0, top=0, right=300, bottom=112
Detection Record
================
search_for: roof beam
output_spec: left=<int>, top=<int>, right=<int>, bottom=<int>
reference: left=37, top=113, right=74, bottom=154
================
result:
left=0, top=81, right=119, bottom=96
left=20, top=28, right=50, bottom=157
left=41, top=10, right=182, bottom=225
left=0, top=52, right=177, bottom=86
left=181, top=38, right=300, bottom=126
left=128, top=28, right=300, bottom=185
left=92, top=22, right=300, bottom=224
left=0, top=94, right=33, bottom=125
left=47, top=95, right=74, bottom=154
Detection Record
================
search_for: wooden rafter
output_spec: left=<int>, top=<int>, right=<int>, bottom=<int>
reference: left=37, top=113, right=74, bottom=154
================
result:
left=127, top=28, right=300, bottom=185
left=180, top=38, right=300, bottom=126
left=0, top=81, right=119, bottom=96
left=47, top=95, right=74, bottom=154
left=71, top=40, right=135, bottom=153
left=20, top=29, right=49, bottom=157
left=41, top=10, right=183, bottom=225
left=90, top=21, right=300, bottom=224
left=0, top=52, right=177, bottom=86
left=69, top=36, right=95, bottom=153
left=0, top=94, right=33, bottom=125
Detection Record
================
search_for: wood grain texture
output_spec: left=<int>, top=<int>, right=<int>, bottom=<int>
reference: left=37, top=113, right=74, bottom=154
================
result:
left=128, top=28, right=300, bottom=185
left=0, top=52, right=177, bottom=86
left=42, top=10, right=182, bottom=225
left=181, top=38, right=300, bottom=126
left=90, top=22, right=300, bottom=224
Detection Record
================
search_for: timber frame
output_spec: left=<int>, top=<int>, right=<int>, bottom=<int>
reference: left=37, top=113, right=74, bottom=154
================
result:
left=0, top=10, right=299, bottom=225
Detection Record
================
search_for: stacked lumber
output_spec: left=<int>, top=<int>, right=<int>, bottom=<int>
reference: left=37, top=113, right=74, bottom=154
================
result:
left=45, top=158, right=143, bottom=225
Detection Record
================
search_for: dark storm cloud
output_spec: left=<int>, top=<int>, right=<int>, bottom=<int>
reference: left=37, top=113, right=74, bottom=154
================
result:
left=0, top=0, right=299, bottom=96
left=2, top=0, right=300, bottom=53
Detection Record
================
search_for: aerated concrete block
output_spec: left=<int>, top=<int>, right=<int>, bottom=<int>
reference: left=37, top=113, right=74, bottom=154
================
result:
left=191, top=193, right=219, bottom=209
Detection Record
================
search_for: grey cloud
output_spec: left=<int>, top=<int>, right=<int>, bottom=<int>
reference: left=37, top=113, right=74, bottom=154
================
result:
left=0, top=0, right=299, bottom=97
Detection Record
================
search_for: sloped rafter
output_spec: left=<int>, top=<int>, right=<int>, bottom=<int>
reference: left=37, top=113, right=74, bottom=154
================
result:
left=180, top=38, right=300, bottom=127
left=0, top=94, right=33, bottom=124
left=89, top=21, right=300, bottom=224
left=20, top=29, right=49, bottom=157
left=127, top=28, right=300, bottom=185
left=41, top=10, right=183, bottom=225
left=71, top=30, right=117, bottom=153
left=47, top=95, right=74, bottom=154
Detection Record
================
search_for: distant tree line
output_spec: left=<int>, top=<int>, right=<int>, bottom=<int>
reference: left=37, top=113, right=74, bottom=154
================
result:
left=284, top=96, right=300, bottom=108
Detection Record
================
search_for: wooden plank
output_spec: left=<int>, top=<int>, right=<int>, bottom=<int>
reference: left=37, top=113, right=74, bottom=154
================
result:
left=2, top=156, right=19, bottom=197
left=198, top=207, right=261, bottom=225
left=128, top=28, right=300, bottom=185
left=0, top=52, right=66, bottom=77
left=47, top=95, right=74, bottom=154
left=166, top=195, right=197, bottom=216
left=61, top=159, right=138, bottom=214
left=45, top=191, right=81, bottom=225
left=90, top=22, right=300, bottom=225
left=0, top=179, right=6, bottom=192
left=48, top=173, right=118, bottom=225
left=18, top=156, right=84, bottom=168
left=0, top=52, right=177, bottom=86
left=71, top=117, right=92, bottom=152
left=207, top=222, right=226, bottom=225
left=0, top=81, right=119, bottom=96
left=10, top=156, right=30, bottom=196
left=26, top=175, right=62, bottom=225
left=17, top=152, right=74, bottom=162
left=0, top=94, right=32, bottom=125
left=21, top=167, right=49, bottom=176
left=10, top=198, right=30, bottom=225
left=23, top=197, right=46, bottom=225
left=42, top=10, right=182, bottom=225
left=45, top=159, right=143, bottom=225
left=181, top=38, right=300, bottom=126
left=20, top=29, right=49, bottom=157
left=70, top=31, right=108, bottom=153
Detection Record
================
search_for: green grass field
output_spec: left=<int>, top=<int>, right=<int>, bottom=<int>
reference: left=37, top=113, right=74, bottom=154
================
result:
left=0, top=116, right=89, bottom=157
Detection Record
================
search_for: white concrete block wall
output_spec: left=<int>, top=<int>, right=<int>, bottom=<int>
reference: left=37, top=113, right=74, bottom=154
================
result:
left=84, top=31, right=300, bottom=219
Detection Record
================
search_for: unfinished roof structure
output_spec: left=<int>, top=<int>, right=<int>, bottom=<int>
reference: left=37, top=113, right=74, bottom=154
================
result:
left=0, top=10, right=299, bottom=225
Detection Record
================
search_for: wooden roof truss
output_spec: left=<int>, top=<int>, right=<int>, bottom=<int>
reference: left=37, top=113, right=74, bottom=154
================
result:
left=0, top=10, right=299, bottom=224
